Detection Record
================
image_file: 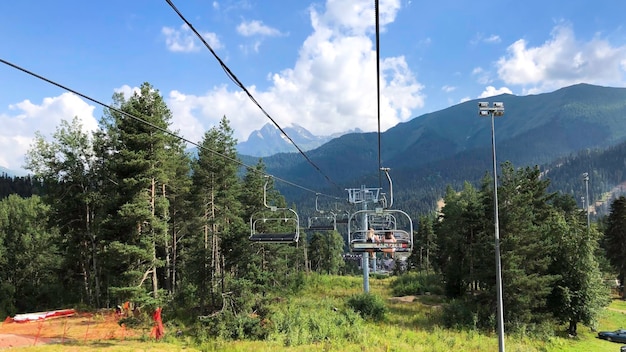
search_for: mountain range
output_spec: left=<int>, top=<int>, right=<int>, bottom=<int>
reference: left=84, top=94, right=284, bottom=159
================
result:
left=246, top=83, right=626, bottom=214
left=236, top=123, right=362, bottom=157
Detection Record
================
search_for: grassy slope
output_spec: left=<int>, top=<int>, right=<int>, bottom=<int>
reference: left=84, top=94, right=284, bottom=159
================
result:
left=10, top=275, right=626, bottom=351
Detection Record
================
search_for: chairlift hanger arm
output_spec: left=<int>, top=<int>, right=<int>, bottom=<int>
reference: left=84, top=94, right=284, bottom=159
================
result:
left=380, top=167, right=393, bottom=208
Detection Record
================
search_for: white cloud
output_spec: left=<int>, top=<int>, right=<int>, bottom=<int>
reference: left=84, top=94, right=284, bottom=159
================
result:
left=471, top=33, right=501, bottom=45
left=484, top=34, right=501, bottom=43
left=167, top=0, right=424, bottom=141
left=472, top=66, right=491, bottom=85
left=441, top=85, right=456, bottom=93
left=0, top=93, right=97, bottom=172
left=314, top=0, right=401, bottom=35
left=162, top=24, right=221, bottom=52
left=237, top=20, right=283, bottom=37
left=497, top=24, right=626, bottom=93
left=114, top=84, right=140, bottom=98
left=239, top=40, right=263, bottom=54
left=478, top=86, right=513, bottom=98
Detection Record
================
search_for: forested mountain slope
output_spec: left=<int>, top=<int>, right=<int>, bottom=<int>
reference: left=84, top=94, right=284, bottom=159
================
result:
left=253, top=83, right=626, bottom=214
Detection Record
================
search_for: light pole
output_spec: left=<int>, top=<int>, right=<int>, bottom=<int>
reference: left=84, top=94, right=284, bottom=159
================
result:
left=583, top=172, right=590, bottom=232
left=479, top=101, right=505, bottom=352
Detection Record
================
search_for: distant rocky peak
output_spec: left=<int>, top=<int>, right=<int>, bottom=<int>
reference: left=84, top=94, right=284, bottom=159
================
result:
left=237, top=123, right=349, bottom=157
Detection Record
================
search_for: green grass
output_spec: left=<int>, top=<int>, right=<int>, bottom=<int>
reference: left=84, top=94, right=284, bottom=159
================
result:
left=10, top=275, right=626, bottom=351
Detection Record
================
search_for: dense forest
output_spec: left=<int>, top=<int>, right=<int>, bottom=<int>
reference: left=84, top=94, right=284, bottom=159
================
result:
left=0, top=174, right=37, bottom=199
left=1, top=82, right=624, bottom=344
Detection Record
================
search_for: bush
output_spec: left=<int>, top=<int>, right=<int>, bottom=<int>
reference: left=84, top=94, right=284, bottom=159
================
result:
left=198, top=311, right=270, bottom=340
left=391, top=272, right=444, bottom=296
left=441, top=299, right=477, bottom=330
left=346, top=293, right=387, bottom=321
left=268, top=298, right=364, bottom=346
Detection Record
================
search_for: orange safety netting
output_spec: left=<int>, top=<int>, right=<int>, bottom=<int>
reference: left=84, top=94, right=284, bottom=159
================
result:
left=0, top=310, right=139, bottom=348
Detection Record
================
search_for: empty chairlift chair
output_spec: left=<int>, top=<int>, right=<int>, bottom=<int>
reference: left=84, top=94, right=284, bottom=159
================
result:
left=249, top=177, right=300, bottom=244
left=307, top=194, right=337, bottom=231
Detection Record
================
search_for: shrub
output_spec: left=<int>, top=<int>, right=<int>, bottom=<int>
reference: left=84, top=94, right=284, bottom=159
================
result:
left=197, top=311, right=270, bottom=340
left=391, top=272, right=444, bottom=296
left=268, top=298, right=364, bottom=346
left=441, top=299, right=476, bottom=330
left=346, top=293, right=387, bottom=321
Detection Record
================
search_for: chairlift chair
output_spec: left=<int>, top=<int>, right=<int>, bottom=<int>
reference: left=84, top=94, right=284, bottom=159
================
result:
left=307, top=193, right=337, bottom=231
left=346, top=169, right=413, bottom=253
left=249, top=177, right=300, bottom=244
left=347, top=208, right=413, bottom=253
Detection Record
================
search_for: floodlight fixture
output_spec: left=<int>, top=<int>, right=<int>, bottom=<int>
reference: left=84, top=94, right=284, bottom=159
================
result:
left=478, top=102, right=505, bottom=117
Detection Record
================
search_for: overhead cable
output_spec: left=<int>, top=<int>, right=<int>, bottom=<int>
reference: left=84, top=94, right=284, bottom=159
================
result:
left=375, top=0, right=382, bottom=189
left=0, top=57, right=342, bottom=200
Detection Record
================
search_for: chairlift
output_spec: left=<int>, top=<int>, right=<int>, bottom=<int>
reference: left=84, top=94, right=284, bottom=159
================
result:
left=249, top=177, right=299, bottom=244
left=347, top=208, right=412, bottom=253
left=307, top=193, right=337, bottom=231
left=335, top=210, right=350, bottom=225
left=346, top=168, right=413, bottom=253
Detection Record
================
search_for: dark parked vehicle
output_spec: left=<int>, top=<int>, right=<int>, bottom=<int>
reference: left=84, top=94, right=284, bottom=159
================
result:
left=598, top=329, right=626, bottom=343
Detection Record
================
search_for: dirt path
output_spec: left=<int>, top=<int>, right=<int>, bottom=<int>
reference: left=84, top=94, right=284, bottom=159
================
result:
left=0, top=333, right=56, bottom=349
left=608, top=307, right=626, bottom=314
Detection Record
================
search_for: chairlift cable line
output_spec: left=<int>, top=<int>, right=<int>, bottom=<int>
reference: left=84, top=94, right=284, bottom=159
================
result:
left=375, top=0, right=383, bottom=189
left=0, top=57, right=345, bottom=201
left=164, top=0, right=343, bottom=193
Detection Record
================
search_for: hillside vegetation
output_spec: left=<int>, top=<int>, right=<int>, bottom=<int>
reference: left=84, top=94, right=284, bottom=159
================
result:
left=8, top=274, right=626, bottom=351
left=3, top=82, right=626, bottom=352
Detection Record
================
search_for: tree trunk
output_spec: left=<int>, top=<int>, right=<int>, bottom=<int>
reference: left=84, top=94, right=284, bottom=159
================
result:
left=151, top=177, right=158, bottom=299
left=86, top=202, right=100, bottom=307
left=172, top=229, right=177, bottom=295
left=163, top=184, right=172, bottom=294
left=568, top=320, right=577, bottom=336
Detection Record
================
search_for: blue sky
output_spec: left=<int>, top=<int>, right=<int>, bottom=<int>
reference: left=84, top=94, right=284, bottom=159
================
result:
left=2, top=0, right=626, bottom=172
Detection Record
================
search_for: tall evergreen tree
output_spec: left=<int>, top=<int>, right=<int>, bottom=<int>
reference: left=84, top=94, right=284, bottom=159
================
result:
left=408, top=214, right=437, bottom=272
left=163, top=140, right=192, bottom=296
left=0, top=195, right=61, bottom=317
left=238, top=161, right=305, bottom=293
left=308, top=230, right=345, bottom=274
left=187, top=116, right=246, bottom=313
left=547, top=200, right=609, bottom=336
left=99, top=82, right=175, bottom=303
left=494, top=163, right=558, bottom=326
left=435, top=182, right=488, bottom=296
left=604, top=196, right=626, bottom=298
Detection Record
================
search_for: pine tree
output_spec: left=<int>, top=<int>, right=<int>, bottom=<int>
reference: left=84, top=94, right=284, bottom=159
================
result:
left=0, top=195, right=62, bottom=316
left=238, top=161, right=305, bottom=293
left=308, top=230, right=345, bottom=274
left=162, top=140, right=192, bottom=296
left=187, top=116, right=246, bottom=313
left=417, top=215, right=437, bottom=273
left=435, top=182, right=487, bottom=296
left=547, top=199, right=609, bottom=336
left=99, top=82, right=175, bottom=303
left=604, top=196, right=626, bottom=298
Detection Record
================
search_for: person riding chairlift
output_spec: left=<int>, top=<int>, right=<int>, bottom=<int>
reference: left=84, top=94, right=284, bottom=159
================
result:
left=366, top=228, right=379, bottom=258
left=382, top=231, right=396, bottom=258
